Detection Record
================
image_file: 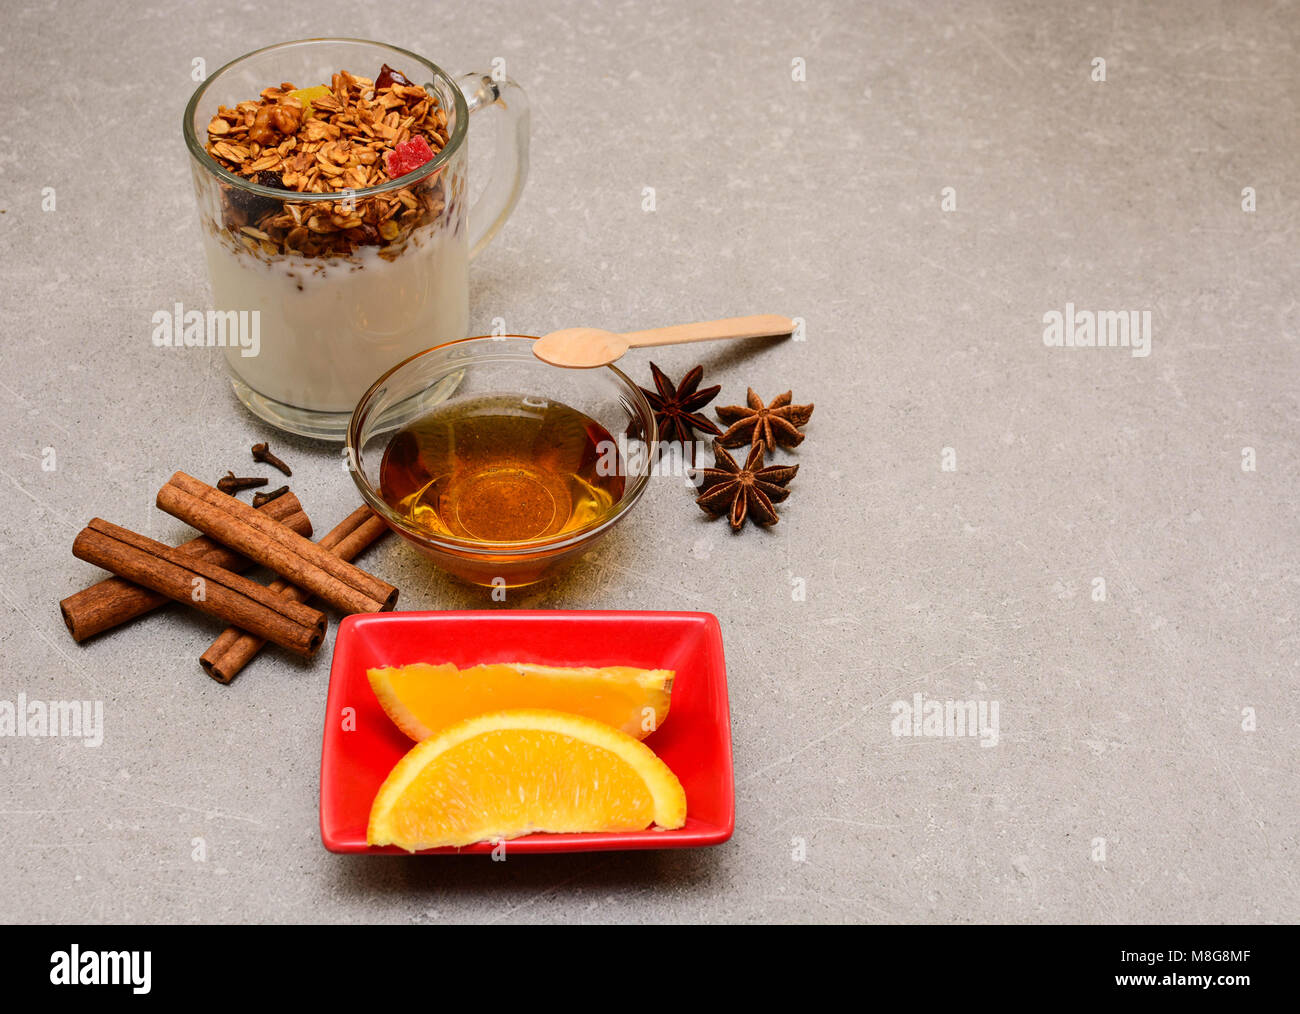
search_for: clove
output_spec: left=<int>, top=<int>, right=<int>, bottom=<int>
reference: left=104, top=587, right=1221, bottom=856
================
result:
left=251, top=441, right=292, bottom=476
left=216, top=471, right=268, bottom=494
left=252, top=485, right=290, bottom=508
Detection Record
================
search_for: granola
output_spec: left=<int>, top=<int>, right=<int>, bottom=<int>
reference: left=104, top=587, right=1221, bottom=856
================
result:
left=204, top=67, right=452, bottom=260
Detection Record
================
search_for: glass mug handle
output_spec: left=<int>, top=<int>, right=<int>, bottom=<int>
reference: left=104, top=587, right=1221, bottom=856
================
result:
left=457, top=71, right=530, bottom=260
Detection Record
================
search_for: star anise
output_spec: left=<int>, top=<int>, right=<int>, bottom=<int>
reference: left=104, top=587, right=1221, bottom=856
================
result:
left=694, top=440, right=798, bottom=530
left=639, top=362, right=722, bottom=446
left=716, top=388, right=814, bottom=449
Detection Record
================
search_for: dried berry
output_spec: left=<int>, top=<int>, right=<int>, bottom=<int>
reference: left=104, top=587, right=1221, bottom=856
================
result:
left=346, top=223, right=383, bottom=247
left=375, top=63, right=413, bottom=91
left=384, top=136, right=435, bottom=179
left=227, top=170, right=285, bottom=223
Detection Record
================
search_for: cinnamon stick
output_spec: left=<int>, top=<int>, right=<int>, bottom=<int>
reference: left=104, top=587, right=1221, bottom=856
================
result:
left=201, top=506, right=390, bottom=683
left=60, top=493, right=311, bottom=642
left=72, top=519, right=327, bottom=657
left=156, top=472, right=398, bottom=614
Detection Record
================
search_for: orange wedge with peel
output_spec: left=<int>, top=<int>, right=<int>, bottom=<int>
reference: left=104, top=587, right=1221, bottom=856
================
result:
left=366, top=662, right=673, bottom=742
left=366, top=709, right=688, bottom=851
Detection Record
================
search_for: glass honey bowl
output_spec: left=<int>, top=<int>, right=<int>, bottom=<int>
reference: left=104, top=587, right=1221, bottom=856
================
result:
left=347, top=335, right=657, bottom=587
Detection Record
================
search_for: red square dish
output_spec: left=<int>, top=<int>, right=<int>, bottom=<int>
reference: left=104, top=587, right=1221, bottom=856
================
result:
left=320, top=610, right=734, bottom=853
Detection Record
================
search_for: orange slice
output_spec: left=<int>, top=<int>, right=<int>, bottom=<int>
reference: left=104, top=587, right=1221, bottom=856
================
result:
left=366, top=662, right=673, bottom=741
left=367, top=709, right=687, bottom=850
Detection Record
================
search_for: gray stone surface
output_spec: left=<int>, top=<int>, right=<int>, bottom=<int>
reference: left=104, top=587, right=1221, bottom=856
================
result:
left=1, top=1, right=1296, bottom=923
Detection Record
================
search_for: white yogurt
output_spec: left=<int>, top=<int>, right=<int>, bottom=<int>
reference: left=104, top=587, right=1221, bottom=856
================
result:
left=202, top=225, right=468, bottom=413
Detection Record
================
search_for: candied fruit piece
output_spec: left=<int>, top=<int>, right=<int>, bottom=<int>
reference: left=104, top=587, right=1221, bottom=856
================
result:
left=384, top=136, right=436, bottom=179
left=289, top=84, right=331, bottom=118
left=375, top=63, right=413, bottom=91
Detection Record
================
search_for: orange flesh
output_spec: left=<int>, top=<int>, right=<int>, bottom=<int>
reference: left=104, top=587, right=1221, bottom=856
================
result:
left=384, top=729, right=656, bottom=846
left=368, top=663, right=673, bottom=741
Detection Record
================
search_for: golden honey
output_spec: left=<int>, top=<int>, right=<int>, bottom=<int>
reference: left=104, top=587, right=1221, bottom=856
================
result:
left=379, top=394, right=625, bottom=543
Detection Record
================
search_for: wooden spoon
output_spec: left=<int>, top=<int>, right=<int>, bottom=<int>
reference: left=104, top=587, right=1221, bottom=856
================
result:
left=532, top=314, right=795, bottom=369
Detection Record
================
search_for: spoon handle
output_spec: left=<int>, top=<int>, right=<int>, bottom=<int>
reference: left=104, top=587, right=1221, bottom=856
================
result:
left=620, top=314, right=794, bottom=349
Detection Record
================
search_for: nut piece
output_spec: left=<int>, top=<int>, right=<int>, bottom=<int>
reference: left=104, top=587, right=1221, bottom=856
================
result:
left=268, top=103, right=303, bottom=135
left=248, top=101, right=304, bottom=145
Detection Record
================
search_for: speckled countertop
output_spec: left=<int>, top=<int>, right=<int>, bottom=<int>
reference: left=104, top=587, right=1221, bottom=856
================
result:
left=1, top=1, right=1296, bottom=923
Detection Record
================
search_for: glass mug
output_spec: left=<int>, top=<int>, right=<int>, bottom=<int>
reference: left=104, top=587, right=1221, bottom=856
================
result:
left=182, top=39, right=528, bottom=439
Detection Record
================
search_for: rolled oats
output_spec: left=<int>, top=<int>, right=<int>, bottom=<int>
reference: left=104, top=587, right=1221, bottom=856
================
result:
left=204, top=65, right=451, bottom=259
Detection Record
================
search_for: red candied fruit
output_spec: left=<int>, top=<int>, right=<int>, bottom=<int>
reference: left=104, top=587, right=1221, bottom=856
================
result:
left=375, top=64, right=413, bottom=91
left=384, top=136, right=436, bottom=179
